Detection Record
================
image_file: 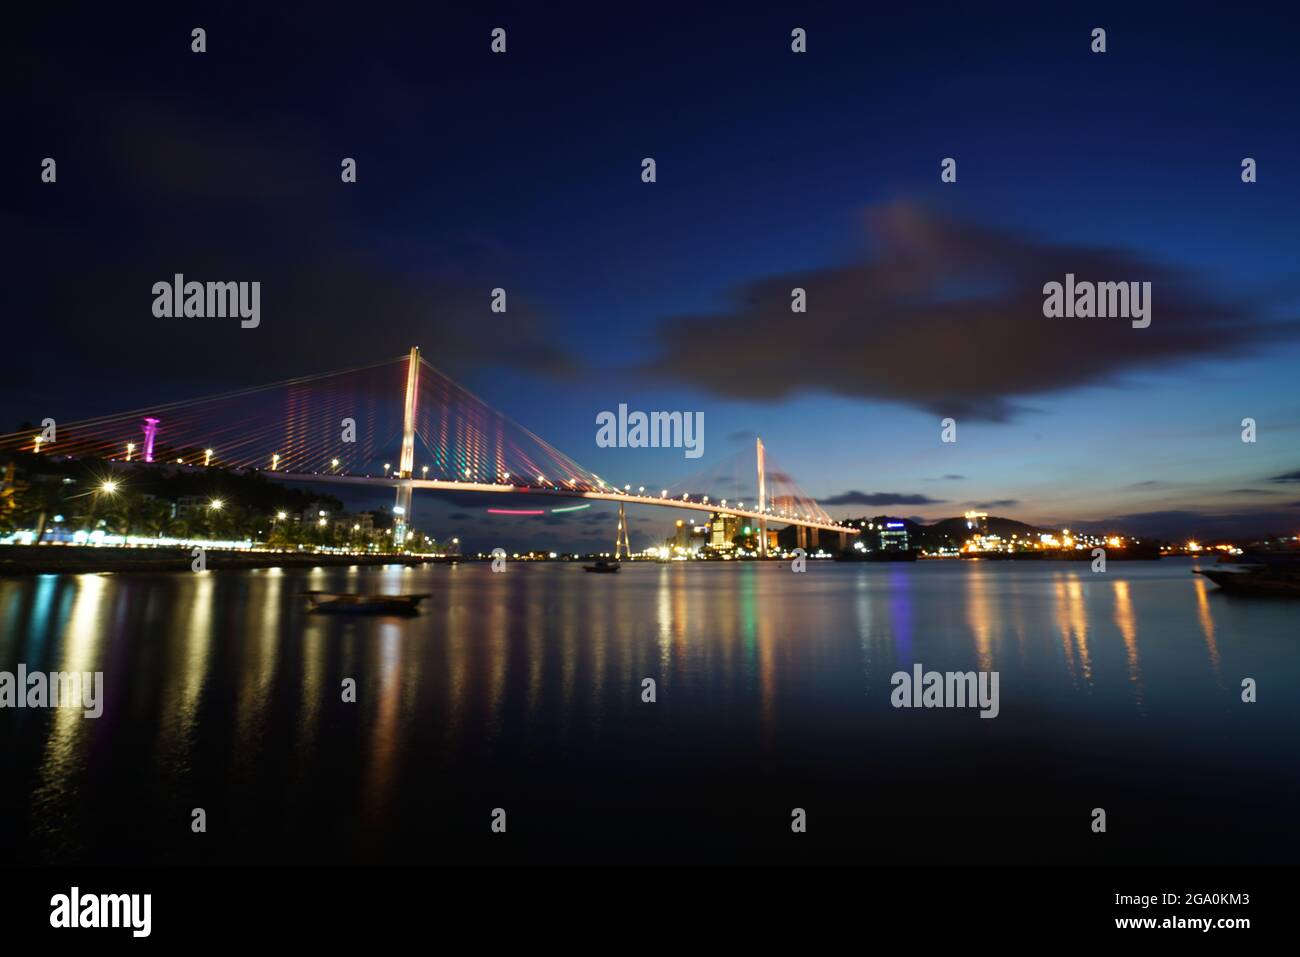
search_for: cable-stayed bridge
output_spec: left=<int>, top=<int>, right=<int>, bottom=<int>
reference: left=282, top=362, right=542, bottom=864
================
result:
left=1, top=348, right=858, bottom=554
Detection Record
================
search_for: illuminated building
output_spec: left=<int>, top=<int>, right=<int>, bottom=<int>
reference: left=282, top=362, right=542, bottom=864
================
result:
left=879, top=522, right=910, bottom=551
left=709, top=512, right=740, bottom=550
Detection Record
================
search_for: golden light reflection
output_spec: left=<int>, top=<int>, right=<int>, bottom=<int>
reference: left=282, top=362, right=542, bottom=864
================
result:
left=363, top=622, right=403, bottom=828
left=36, top=574, right=109, bottom=802
left=1192, top=575, right=1223, bottom=682
left=965, top=568, right=995, bottom=672
left=1112, top=579, right=1144, bottom=710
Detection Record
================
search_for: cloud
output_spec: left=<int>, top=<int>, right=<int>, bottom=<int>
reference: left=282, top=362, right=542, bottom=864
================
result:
left=970, top=499, right=1020, bottom=508
left=822, top=490, right=947, bottom=506
left=1268, top=470, right=1300, bottom=483
left=640, top=203, right=1300, bottom=421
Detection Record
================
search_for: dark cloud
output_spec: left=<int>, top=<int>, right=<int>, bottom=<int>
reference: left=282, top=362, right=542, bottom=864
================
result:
left=822, top=490, right=946, bottom=506
left=640, top=203, right=1300, bottom=421
left=970, top=499, right=1020, bottom=508
left=1268, top=470, right=1300, bottom=483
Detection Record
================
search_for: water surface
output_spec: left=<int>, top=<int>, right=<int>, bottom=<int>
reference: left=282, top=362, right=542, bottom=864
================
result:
left=1, top=559, right=1295, bottom=865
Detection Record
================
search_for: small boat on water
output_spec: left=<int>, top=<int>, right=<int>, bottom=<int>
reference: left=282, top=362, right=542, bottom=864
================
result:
left=304, top=591, right=430, bottom=614
left=1195, top=552, right=1300, bottom=596
left=583, top=560, right=621, bottom=574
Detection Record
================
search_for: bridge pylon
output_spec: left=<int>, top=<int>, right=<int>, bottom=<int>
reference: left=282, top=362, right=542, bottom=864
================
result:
left=756, top=437, right=767, bottom=558
left=614, top=501, right=632, bottom=560
left=393, top=346, right=420, bottom=546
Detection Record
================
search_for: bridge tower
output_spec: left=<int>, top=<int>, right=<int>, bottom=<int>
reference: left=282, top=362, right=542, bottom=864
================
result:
left=614, top=501, right=632, bottom=560
left=393, top=346, right=420, bottom=546
left=756, top=437, right=768, bottom=558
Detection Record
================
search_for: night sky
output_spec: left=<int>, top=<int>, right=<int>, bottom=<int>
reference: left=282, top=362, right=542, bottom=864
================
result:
left=5, top=2, right=1300, bottom=549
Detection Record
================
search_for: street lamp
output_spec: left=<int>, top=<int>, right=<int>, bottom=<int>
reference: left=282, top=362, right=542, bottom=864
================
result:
left=126, top=442, right=135, bottom=462
left=331, top=458, right=340, bottom=471
left=100, top=480, right=118, bottom=494
left=204, top=448, right=213, bottom=467
left=271, top=453, right=280, bottom=471
left=209, top=499, right=224, bottom=510
left=422, top=466, right=428, bottom=478
left=384, top=464, right=391, bottom=476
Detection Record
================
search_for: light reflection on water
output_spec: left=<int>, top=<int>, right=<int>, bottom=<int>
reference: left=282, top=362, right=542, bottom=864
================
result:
left=0, top=558, right=1296, bottom=865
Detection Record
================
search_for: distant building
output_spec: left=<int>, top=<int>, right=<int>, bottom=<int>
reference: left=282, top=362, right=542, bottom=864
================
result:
left=665, top=519, right=708, bottom=556
left=879, top=522, right=910, bottom=551
left=709, top=512, right=740, bottom=550
left=964, top=510, right=989, bottom=536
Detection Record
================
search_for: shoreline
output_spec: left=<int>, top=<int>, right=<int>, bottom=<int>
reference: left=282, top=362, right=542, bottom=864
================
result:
left=0, top=544, right=440, bottom=576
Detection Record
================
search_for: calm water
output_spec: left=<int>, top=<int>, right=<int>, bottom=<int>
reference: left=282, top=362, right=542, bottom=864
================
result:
left=1, top=559, right=1296, bottom=865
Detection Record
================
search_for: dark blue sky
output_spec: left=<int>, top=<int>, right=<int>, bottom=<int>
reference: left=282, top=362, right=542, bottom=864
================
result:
left=5, top=2, right=1300, bottom=548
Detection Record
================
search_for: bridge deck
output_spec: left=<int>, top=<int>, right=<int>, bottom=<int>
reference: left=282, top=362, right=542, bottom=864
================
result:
left=270, top=473, right=858, bottom=535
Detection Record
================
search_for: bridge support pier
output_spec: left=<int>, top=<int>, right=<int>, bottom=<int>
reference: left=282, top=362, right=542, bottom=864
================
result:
left=810, top=527, right=819, bottom=550
left=839, top=531, right=848, bottom=550
left=797, top=525, right=806, bottom=551
left=756, top=437, right=767, bottom=558
left=393, top=346, right=421, bottom=547
left=614, top=501, right=632, bottom=559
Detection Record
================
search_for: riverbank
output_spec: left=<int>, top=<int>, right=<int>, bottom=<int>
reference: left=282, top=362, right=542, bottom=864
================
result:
left=0, top=545, right=439, bottom=576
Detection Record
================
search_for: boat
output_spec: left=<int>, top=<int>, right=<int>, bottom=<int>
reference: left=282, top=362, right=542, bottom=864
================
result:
left=304, top=591, right=430, bottom=614
left=583, top=560, right=621, bottom=574
left=1194, top=561, right=1300, bottom=597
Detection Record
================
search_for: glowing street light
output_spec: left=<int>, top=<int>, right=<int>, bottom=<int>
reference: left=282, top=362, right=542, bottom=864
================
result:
left=204, top=448, right=214, bottom=467
left=384, top=463, right=391, bottom=476
left=33, top=434, right=44, bottom=453
left=271, top=453, right=280, bottom=471
left=209, top=499, right=224, bottom=510
left=100, top=480, right=118, bottom=494
left=276, top=511, right=287, bottom=521
left=421, top=466, right=429, bottom=478
left=331, top=458, right=340, bottom=470
left=126, top=442, right=135, bottom=462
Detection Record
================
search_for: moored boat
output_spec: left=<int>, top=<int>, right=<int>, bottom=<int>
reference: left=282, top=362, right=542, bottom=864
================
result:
left=1194, top=567, right=1300, bottom=596
left=304, top=591, right=430, bottom=614
left=583, top=560, right=621, bottom=574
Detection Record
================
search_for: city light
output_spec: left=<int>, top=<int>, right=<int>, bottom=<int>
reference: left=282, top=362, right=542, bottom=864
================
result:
left=100, top=480, right=118, bottom=494
left=205, top=448, right=213, bottom=466
left=209, top=499, right=223, bottom=510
